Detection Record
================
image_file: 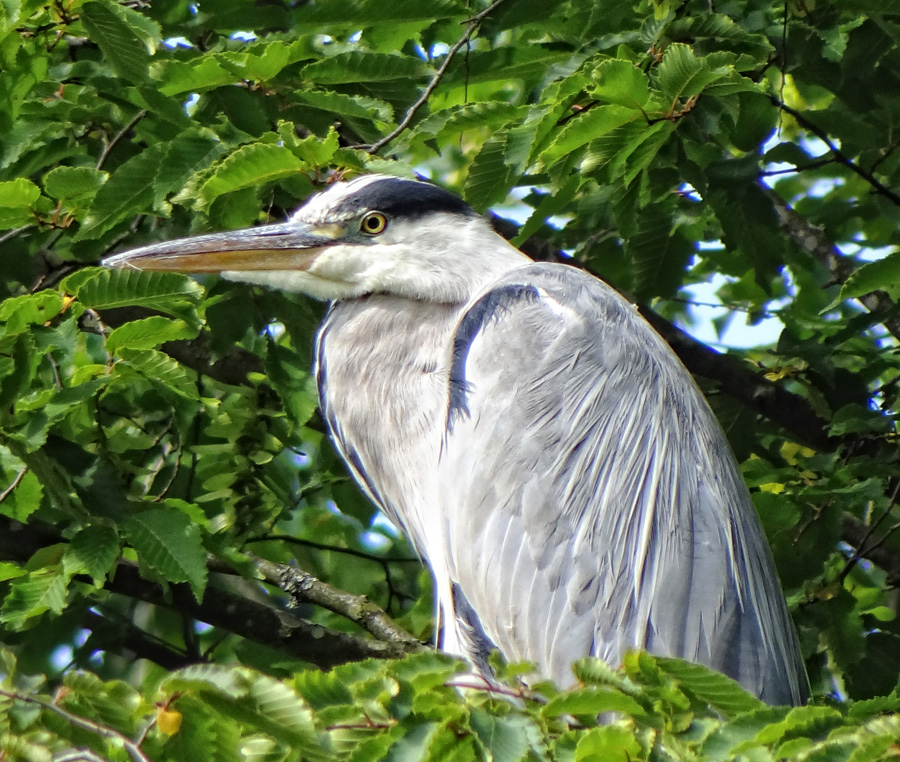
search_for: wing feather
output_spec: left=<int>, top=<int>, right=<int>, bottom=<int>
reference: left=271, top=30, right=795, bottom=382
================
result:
left=437, top=263, right=807, bottom=705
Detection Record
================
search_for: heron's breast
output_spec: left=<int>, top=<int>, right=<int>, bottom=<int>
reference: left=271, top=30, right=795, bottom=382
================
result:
left=315, top=297, right=464, bottom=542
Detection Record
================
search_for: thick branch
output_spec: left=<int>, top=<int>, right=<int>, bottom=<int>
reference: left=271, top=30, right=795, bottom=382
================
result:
left=251, top=553, right=426, bottom=655
left=0, top=517, right=413, bottom=669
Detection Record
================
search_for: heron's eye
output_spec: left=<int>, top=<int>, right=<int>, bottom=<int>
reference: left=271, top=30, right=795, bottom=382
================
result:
left=360, top=212, right=388, bottom=236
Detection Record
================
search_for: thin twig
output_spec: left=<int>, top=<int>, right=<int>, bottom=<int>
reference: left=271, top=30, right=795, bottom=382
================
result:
left=247, top=534, right=419, bottom=565
left=0, top=468, right=28, bottom=505
left=95, top=109, right=148, bottom=171
left=771, top=97, right=900, bottom=206
left=363, top=0, right=510, bottom=153
left=838, top=480, right=900, bottom=583
left=0, top=224, right=34, bottom=245
left=0, top=689, right=152, bottom=762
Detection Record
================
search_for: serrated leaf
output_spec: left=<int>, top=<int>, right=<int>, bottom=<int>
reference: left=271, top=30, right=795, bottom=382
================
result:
left=0, top=178, right=40, bottom=207
left=67, top=268, right=203, bottom=314
left=152, top=56, right=235, bottom=96
left=0, top=291, right=65, bottom=333
left=627, top=206, right=693, bottom=299
left=75, top=145, right=167, bottom=240
left=0, top=469, right=42, bottom=522
left=412, top=102, right=525, bottom=139
left=0, top=562, right=26, bottom=582
left=468, top=711, right=535, bottom=762
left=122, top=506, right=207, bottom=599
left=164, top=666, right=318, bottom=749
left=64, top=524, right=120, bottom=584
left=539, top=106, right=637, bottom=167
left=0, top=565, right=68, bottom=628
left=278, top=124, right=340, bottom=168
left=80, top=0, right=150, bottom=83
left=293, top=670, right=354, bottom=709
left=657, top=43, right=732, bottom=101
left=655, top=657, right=766, bottom=717
left=43, top=166, right=108, bottom=200
left=265, top=343, right=318, bottom=426
left=116, top=347, right=198, bottom=399
left=589, top=59, right=650, bottom=109
left=543, top=688, right=647, bottom=718
left=302, top=51, right=429, bottom=84
left=464, top=131, right=515, bottom=212
left=106, top=316, right=198, bottom=354
left=836, top=251, right=900, bottom=304
left=295, top=89, right=393, bottom=122
left=196, top=143, right=306, bottom=210
left=574, top=726, right=642, bottom=761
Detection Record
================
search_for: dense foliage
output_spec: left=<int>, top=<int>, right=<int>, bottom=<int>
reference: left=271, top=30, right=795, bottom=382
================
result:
left=2, top=0, right=900, bottom=758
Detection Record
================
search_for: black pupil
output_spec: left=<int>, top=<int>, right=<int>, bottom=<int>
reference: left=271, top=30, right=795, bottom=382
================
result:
left=366, top=215, right=381, bottom=231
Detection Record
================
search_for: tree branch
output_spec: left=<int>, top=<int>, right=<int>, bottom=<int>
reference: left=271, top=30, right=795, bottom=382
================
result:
left=761, top=182, right=900, bottom=342
left=0, top=688, right=151, bottom=762
left=363, top=0, right=510, bottom=154
left=0, top=517, right=417, bottom=669
left=250, top=553, right=426, bottom=655
left=771, top=97, right=900, bottom=206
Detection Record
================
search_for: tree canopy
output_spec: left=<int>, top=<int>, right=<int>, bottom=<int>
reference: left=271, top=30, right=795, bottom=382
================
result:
left=2, top=0, right=900, bottom=759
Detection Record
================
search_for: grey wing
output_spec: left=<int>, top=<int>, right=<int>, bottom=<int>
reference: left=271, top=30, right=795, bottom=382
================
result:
left=436, top=263, right=807, bottom=705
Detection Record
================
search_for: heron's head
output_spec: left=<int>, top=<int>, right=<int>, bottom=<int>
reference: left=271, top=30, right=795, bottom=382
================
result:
left=103, top=175, right=529, bottom=303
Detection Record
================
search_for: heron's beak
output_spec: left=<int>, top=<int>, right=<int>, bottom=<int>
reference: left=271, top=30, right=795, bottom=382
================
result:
left=102, top=221, right=344, bottom=273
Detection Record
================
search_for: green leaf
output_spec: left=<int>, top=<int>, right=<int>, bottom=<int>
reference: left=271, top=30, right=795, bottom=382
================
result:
left=0, top=565, right=68, bottom=628
left=43, top=166, right=108, bottom=200
left=64, top=524, right=120, bottom=584
left=295, top=89, right=393, bottom=123
left=464, top=131, right=515, bottom=212
left=627, top=205, right=693, bottom=299
left=106, top=316, right=198, bottom=354
left=655, top=657, right=766, bottom=716
left=80, top=0, right=151, bottom=83
left=657, top=43, right=732, bottom=101
left=589, top=59, right=651, bottom=109
left=116, top=348, right=198, bottom=399
left=574, top=726, right=642, bottom=761
left=539, top=106, right=638, bottom=167
left=67, top=268, right=203, bottom=314
left=512, top=176, right=581, bottom=247
left=122, top=506, right=208, bottom=599
left=196, top=143, right=306, bottom=210
left=836, top=251, right=900, bottom=304
left=152, top=56, right=236, bottom=96
left=468, top=711, right=536, bottom=762
left=75, top=145, right=167, bottom=240
left=0, top=468, right=42, bottom=522
left=0, top=291, right=65, bottom=334
left=542, top=688, right=647, bottom=719
left=0, top=178, right=40, bottom=207
left=301, top=51, right=429, bottom=84
left=278, top=124, right=340, bottom=168
left=412, top=102, right=525, bottom=139
left=0, top=562, right=26, bottom=582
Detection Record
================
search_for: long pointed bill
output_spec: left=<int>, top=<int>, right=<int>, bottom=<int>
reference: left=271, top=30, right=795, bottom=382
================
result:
left=102, top=221, right=344, bottom=273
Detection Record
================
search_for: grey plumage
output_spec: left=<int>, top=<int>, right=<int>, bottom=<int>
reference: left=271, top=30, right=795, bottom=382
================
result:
left=104, top=174, right=809, bottom=705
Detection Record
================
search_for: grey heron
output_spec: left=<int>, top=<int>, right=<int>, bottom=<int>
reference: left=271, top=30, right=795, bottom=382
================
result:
left=104, top=174, right=809, bottom=705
